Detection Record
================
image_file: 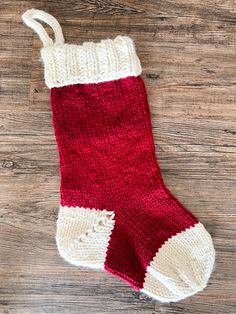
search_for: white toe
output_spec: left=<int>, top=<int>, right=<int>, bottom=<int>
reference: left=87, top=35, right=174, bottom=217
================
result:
left=141, top=223, right=215, bottom=302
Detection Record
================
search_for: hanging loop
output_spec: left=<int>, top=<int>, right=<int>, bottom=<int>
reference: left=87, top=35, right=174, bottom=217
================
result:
left=22, top=9, right=64, bottom=47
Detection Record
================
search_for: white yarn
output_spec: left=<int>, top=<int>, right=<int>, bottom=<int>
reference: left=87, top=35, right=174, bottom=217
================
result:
left=22, top=9, right=64, bottom=47
left=22, top=9, right=142, bottom=88
left=141, top=223, right=215, bottom=302
left=41, top=36, right=142, bottom=88
left=56, top=206, right=115, bottom=269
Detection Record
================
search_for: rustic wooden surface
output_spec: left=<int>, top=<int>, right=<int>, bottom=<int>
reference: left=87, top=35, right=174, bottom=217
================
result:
left=1, top=1, right=236, bottom=313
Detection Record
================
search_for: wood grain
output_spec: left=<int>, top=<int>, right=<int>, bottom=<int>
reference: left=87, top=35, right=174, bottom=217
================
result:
left=0, top=1, right=236, bottom=313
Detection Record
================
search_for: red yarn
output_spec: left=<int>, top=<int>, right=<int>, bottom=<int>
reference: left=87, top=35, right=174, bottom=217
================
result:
left=51, top=76, right=198, bottom=289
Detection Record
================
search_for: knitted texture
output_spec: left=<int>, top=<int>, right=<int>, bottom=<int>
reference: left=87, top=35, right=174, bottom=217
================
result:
left=22, top=9, right=215, bottom=302
left=52, top=77, right=215, bottom=298
left=41, top=36, right=142, bottom=88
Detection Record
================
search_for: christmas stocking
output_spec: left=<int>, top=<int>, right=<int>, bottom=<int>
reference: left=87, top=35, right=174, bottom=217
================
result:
left=22, top=9, right=215, bottom=302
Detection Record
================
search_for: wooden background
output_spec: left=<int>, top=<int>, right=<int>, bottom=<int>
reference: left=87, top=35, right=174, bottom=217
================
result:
left=1, top=1, right=236, bottom=313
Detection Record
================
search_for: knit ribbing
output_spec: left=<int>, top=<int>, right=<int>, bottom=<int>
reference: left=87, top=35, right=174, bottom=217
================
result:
left=41, top=36, right=141, bottom=88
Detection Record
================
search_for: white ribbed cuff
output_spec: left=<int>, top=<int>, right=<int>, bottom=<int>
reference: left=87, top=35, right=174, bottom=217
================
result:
left=40, top=36, right=142, bottom=88
left=22, top=9, right=142, bottom=88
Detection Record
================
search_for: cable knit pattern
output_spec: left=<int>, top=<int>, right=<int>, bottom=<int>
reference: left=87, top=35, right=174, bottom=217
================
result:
left=22, top=9, right=215, bottom=303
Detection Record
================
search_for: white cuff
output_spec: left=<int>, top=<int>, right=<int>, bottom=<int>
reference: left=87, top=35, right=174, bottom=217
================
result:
left=41, top=36, right=142, bottom=88
left=22, top=9, right=141, bottom=88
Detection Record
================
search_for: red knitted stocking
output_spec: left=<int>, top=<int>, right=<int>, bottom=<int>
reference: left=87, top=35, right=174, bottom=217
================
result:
left=22, top=9, right=215, bottom=302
